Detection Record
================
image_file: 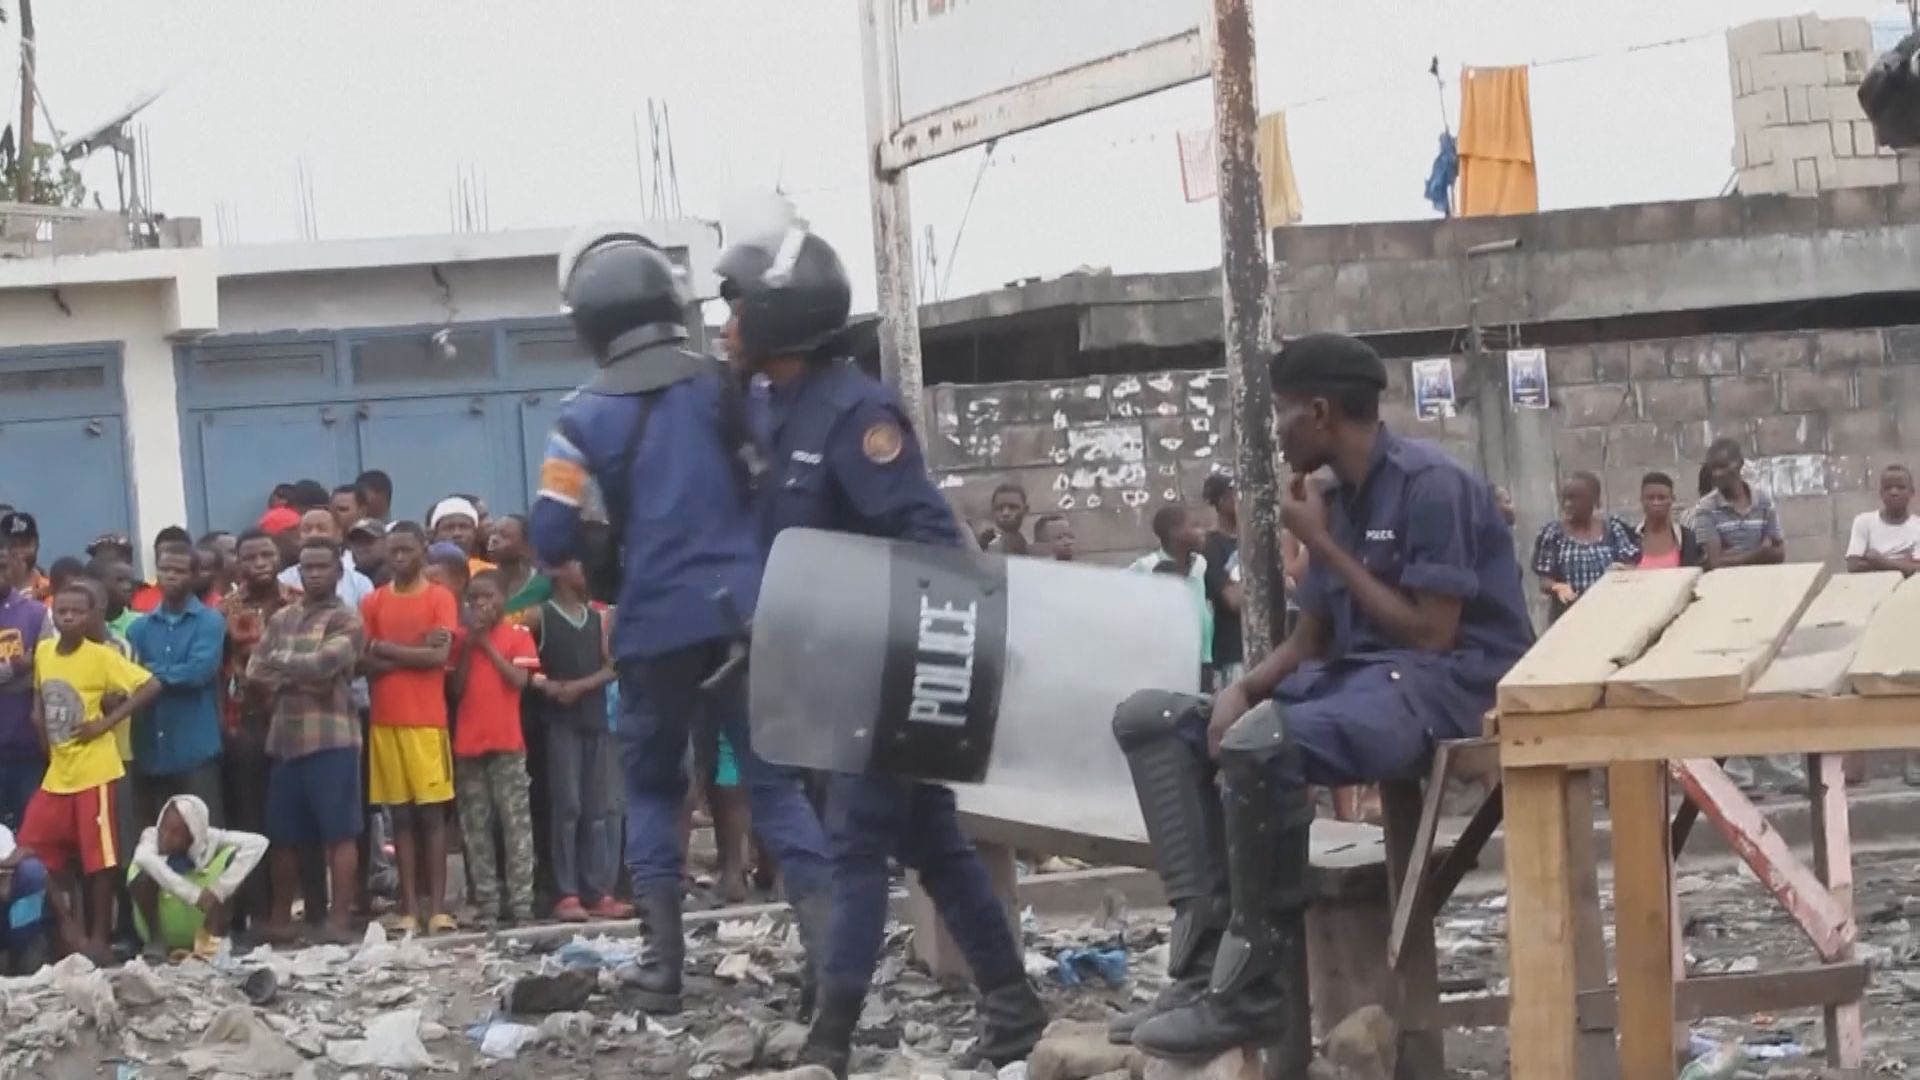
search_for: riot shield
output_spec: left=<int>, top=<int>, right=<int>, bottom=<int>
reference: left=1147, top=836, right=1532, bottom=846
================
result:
left=749, top=528, right=1201, bottom=788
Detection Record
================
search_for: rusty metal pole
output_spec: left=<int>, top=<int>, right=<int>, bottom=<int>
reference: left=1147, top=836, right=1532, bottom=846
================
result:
left=1208, top=0, right=1283, bottom=664
left=857, top=0, right=929, bottom=433
left=1208, top=3, right=1307, bottom=1077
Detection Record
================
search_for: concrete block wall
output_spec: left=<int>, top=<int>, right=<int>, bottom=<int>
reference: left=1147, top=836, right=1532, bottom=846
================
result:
left=926, top=324, right=1918, bottom=571
left=1729, top=14, right=1895, bottom=194
left=925, top=370, right=1234, bottom=563
left=1542, top=326, right=1919, bottom=565
left=924, top=361, right=1477, bottom=564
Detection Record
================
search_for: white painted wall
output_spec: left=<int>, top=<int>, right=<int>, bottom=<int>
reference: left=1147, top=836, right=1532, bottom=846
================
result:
left=0, top=283, right=187, bottom=556
left=216, top=259, right=561, bottom=334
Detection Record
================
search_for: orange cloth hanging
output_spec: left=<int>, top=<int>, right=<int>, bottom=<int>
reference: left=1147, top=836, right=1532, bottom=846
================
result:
left=1256, top=111, right=1304, bottom=226
left=1457, top=65, right=1537, bottom=217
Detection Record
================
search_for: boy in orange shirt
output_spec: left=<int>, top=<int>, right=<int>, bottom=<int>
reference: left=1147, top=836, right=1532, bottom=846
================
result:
left=358, top=523, right=458, bottom=935
left=450, top=571, right=539, bottom=927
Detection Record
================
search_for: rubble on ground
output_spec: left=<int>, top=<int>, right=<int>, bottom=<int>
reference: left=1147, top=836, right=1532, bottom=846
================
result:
left=11, top=851, right=1920, bottom=1077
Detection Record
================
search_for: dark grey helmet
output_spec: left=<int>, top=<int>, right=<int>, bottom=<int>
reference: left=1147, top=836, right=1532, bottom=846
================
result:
left=715, top=215, right=851, bottom=360
left=559, top=227, right=691, bottom=364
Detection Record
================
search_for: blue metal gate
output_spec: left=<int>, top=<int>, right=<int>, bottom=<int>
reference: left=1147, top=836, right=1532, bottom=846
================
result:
left=0, top=344, right=135, bottom=563
left=176, top=319, right=597, bottom=536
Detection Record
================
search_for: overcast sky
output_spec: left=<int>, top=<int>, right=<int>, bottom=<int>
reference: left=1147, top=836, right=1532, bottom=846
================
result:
left=11, top=0, right=1908, bottom=310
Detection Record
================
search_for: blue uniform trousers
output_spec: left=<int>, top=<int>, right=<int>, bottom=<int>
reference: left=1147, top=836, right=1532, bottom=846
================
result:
left=1177, top=652, right=1490, bottom=787
left=616, top=644, right=830, bottom=898
left=819, top=773, right=1023, bottom=993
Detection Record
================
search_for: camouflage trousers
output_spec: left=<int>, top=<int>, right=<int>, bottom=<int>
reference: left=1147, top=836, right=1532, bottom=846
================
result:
left=455, top=751, right=535, bottom=919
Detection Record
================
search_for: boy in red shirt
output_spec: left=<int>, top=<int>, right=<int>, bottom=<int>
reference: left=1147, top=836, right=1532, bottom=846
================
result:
left=449, top=571, right=539, bottom=926
left=358, top=523, right=458, bottom=935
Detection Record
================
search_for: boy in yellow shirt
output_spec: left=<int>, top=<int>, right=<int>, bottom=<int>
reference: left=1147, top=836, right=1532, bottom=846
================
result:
left=18, top=583, right=160, bottom=961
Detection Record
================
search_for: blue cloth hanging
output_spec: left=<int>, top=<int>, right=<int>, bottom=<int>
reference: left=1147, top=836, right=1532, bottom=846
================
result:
left=1424, top=131, right=1458, bottom=217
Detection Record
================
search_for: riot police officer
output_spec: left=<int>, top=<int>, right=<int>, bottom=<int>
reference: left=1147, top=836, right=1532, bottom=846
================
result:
left=1112, top=334, right=1533, bottom=1059
left=716, top=208, right=1047, bottom=1078
left=528, top=226, right=834, bottom=1014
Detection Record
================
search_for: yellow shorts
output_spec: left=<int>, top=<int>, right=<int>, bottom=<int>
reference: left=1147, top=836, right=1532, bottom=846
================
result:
left=367, top=725, right=454, bottom=806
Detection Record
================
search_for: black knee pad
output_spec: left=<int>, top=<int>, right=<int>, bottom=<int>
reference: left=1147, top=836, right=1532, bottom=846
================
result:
left=1218, top=702, right=1312, bottom=830
left=1112, top=689, right=1207, bottom=750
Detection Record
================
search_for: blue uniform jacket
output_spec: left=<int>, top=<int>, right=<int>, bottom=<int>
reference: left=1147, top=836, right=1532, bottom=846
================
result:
left=126, top=598, right=227, bottom=776
left=530, top=367, right=764, bottom=661
left=1289, top=427, right=1533, bottom=734
left=753, top=359, right=961, bottom=549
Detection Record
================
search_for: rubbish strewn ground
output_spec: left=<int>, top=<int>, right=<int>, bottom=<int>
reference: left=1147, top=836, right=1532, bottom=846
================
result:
left=9, top=850, right=1920, bottom=1079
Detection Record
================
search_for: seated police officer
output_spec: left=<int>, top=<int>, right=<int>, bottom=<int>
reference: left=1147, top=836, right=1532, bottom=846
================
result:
left=714, top=206, right=1047, bottom=1077
left=529, top=226, right=834, bottom=1015
left=1112, top=333, right=1533, bottom=1059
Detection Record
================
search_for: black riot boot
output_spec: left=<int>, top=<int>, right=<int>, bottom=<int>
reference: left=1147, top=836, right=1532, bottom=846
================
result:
left=618, top=887, right=685, bottom=1013
left=972, top=974, right=1050, bottom=1067
left=1132, top=702, right=1314, bottom=1061
left=799, top=983, right=865, bottom=1079
left=789, top=888, right=835, bottom=1021
left=1108, top=691, right=1232, bottom=1044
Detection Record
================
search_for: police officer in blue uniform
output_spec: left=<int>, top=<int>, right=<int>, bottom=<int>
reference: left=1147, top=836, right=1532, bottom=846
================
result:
left=1112, top=333, right=1534, bottom=1059
left=715, top=216, right=1048, bottom=1077
left=528, top=227, right=834, bottom=1015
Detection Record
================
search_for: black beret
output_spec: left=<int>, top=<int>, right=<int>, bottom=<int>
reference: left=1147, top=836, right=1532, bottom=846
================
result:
left=1268, top=333, right=1388, bottom=394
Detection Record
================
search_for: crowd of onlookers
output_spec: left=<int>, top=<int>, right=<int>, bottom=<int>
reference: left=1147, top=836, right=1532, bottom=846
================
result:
left=1528, top=438, right=1920, bottom=788
left=0, top=471, right=763, bottom=974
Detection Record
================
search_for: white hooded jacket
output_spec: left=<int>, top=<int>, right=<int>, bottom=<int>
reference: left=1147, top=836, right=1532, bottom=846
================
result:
left=131, top=795, right=268, bottom=906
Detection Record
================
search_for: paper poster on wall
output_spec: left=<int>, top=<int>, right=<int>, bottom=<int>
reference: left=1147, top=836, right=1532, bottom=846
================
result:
left=1411, top=358, right=1456, bottom=420
left=1507, top=348, right=1549, bottom=410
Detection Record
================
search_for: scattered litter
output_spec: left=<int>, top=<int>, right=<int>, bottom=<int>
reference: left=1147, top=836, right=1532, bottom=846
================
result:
left=176, top=1003, right=309, bottom=1078
left=476, top=1020, right=543, bottom=1060
left=538, top=1010, right=596, bottom=1047
left=557, top=934, right=639, bottom=969
left=324, top=1008, right=439, bottom=1071
left=1052, top=947, right=1127, bottom=988
left=694, top=1021, right=759, bottom=1067
left=1677, top=1039, right=1744, bottom=1080
left=505, top=968, right=595, bottom=1014
left=111, top=959, right=167, bottom=1007
left=240, top=967, right=279, bottom=1006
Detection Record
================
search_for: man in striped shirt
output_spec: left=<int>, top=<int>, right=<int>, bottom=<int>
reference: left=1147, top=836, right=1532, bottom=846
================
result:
left=1693, top=437, right=1798, bottom=792
left=1693, top=438, right=1786, bottom=570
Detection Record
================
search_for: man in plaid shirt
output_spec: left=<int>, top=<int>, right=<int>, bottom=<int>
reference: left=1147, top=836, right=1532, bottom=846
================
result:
left=247, top=538, right=365, bottom=944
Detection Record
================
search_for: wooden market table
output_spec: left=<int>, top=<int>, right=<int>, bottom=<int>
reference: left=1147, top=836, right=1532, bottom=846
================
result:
left=1496, top=563, right=1920, bottom=1080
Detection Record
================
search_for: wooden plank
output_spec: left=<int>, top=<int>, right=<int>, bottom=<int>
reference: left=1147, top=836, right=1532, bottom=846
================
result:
left=1502, top=766, right=1578, bottom=1080
left=1427, top=785, right=1501, bottom=907
left=1497, top=568, right=1700, bottom=714
left=1751, top=572, right=1904, bottom=698
left=1848, top=573, right=1920, bottom=696
left=1609, top=760, right=1677, bottom=1079
left=1498, top=695, right=1920, bottom=767
left=1671, top=759, right=1855, bottom=961
left=1379, top=782, right=1444, bottom=1078
left=1387, top=752, right=1450, bottom=971
left=1606, top=563, right=1828, bottom=707
left=1432, top=963, right=1870, bottom=1030
left=1564, top=772, right=1620, bottom=1080
left=1807, top=753, right=1864, bottom=1070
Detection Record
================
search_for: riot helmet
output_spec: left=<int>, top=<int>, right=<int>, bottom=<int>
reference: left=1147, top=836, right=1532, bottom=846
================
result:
left=715, top=196, right=851, bottom=365
left=559, top=225, right=691, bottom=365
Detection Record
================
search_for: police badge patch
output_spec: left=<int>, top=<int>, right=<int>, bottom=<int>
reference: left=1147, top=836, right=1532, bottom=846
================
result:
left=862, top=421, right=903, bottom=465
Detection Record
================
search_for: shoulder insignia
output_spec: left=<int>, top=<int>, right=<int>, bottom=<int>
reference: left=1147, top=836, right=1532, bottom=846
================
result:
left=861, top=421, right=904, bottom=465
